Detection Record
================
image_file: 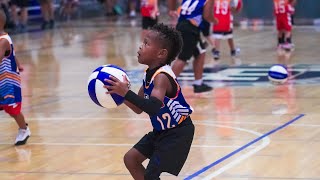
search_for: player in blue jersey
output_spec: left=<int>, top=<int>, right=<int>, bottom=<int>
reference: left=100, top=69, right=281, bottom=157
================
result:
left=104, top=23, right=194, bottom=179
left=0, top=10, right=31, bottom=145
left=169, top=0, right=217, bottom=93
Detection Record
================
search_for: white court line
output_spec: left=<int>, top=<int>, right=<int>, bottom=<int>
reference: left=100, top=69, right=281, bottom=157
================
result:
left=0, top=142, right=252, bottom=149
left=194, top=122, right=271, bottom=180
left=201, top=120, right=320, bottom=127
left=0, top=117, right=317, bottom=127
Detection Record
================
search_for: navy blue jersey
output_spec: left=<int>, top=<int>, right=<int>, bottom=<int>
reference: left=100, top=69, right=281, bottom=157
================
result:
left=143, top=65, right=193, bottom=131
left=178, top=0, right=207, bottom=27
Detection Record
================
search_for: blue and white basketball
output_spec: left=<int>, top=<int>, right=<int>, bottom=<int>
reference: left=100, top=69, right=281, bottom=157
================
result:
left=268, top=64, right=288, bottom=84
left=87, top=64, right=130, bottom=108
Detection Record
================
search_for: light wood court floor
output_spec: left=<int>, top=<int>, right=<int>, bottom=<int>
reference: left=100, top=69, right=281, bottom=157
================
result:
left=0, top=18, right=319, bottom=179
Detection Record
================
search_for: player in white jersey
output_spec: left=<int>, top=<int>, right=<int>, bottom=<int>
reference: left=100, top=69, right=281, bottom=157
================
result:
left=104, top=23, right=194, bottom=179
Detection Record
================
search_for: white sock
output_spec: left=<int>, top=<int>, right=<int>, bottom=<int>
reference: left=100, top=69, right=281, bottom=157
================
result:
left=193, top=79, right=203, bottom=86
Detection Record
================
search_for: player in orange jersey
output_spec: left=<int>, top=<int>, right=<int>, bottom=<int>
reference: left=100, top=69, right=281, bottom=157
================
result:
left=273, top=0, right=296, bottom=51
left=211, top=0, right=242, bottom=63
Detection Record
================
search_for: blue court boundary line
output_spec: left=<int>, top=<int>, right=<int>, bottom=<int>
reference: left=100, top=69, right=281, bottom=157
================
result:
left=185, top=114, right=305, bottom=180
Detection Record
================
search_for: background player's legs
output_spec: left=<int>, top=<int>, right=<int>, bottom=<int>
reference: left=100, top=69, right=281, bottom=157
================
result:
left=284, top=31, right=292, bottom=44
left=280, top=32, right=285, bottom=46
left=193, top=53, right=205, bottom=82
left=12, top=115, right=30, bottom=145
left=228, top=38, right=235, bottom=54
left=227, top=38, right=240, bottom=57
left=19, top=7, right=28, bottom=30
left=172, top=59, right=187, bottom=77
left=213, top=38, right=221, bottom=60
left=124, top=148, right=147, bottom=179
left=204, top=35, right=215, bottom=50
left=129, top=0, right=136, bottom=17
left=11, top=113, right=27, bottom=129
left=5, top=105, right=31, bottom=146
left=282, top=30, right=293, bottom=51
left=227, top=38, right=241, bottom=65
left=278, top=30, right=285, bottom=48
left=10, top=4, right=19, bottom=32
left=40, top=0, right=55, bottom=29
left=192, top=41, right=212, bottom=92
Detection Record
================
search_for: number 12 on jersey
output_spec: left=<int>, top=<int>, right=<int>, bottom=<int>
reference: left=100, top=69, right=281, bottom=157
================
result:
left=157, top=113, right=176, bottom=130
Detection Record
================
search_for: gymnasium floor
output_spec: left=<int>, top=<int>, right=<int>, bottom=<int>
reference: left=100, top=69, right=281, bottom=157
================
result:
left=0, top=18, right=319, bottom=179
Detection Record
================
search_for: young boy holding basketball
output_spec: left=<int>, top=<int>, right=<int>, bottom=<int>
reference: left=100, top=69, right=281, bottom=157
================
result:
left=104, top=23, right=194, bottom=179
left=0, top=10, right=30, bottom=145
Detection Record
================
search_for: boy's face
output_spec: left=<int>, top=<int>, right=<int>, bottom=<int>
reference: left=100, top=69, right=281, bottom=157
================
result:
left=137, top=31, right=165, bottom=65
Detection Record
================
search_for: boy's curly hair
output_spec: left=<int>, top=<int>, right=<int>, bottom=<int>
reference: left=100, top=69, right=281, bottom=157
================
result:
left=150, top=23, right=183, bottom=65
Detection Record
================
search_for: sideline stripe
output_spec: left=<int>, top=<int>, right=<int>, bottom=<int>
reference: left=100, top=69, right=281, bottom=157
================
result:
left=184, top=114, right=305, bottom=180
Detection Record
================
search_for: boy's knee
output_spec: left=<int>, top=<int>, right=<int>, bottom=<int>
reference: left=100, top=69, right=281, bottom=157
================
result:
left=123, top=149, right=144, bottom=167
left=123, top=151, right=133, bottom=167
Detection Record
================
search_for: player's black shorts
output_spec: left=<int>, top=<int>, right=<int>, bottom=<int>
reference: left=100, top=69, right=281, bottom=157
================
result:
left=142, top=16, right=158, bottom=30
left=133, top=117, right=194, bottom=178
left=10, top=0, right=28, bottom=7
left=176, top=20, right=206, bottom=61
left=201, top=20, right=210, bottom=37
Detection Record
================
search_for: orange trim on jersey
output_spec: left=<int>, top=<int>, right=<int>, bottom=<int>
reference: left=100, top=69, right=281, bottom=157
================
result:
left=178, top=115, right=187, bottom=124
left=144, top=69, right=163, bottom=89
left=144, top=69, right=181, bottom=99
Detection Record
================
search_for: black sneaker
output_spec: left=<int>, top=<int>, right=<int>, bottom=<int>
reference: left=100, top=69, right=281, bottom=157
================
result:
left=193, top=83, right=213, bottom=93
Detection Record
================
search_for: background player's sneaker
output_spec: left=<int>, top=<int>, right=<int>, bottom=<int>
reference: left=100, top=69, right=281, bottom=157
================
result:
left=15, top=125, right=31, bottom=146
left=231, top=48, right=241, bottom=57
left=231, top=48, right=241, bottom=65
left=193, top=83, right=213, bottom=93
left=212, top=50, right=220, bottom=60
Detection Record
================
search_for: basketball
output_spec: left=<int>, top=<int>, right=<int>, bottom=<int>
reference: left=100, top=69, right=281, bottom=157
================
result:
left=268, top=64, right=288, bottom=85
left=87, top=64, right=130, bottom=108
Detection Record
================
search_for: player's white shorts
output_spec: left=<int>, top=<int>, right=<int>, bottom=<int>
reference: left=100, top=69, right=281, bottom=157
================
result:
left=211, top=31, right=233, bottom=40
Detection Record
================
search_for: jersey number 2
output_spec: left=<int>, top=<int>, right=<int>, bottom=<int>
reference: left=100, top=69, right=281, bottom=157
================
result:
left=157, top=113, right=175, bottom=130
